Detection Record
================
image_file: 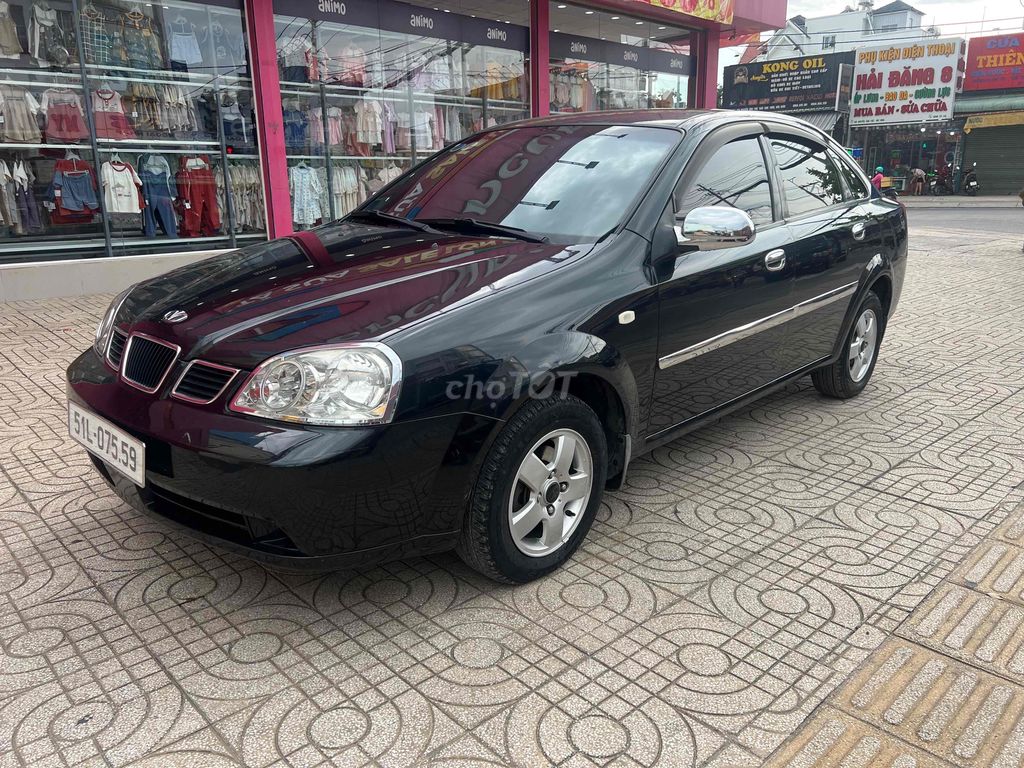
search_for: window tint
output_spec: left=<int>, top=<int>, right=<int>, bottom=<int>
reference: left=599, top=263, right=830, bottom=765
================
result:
left=831, top=149, right=870, bottom=200
left=676, top=137, right=774, bottom=226
left=366, top=125, right=680, bottom=242
left=770, top=137, right=846, bottom=217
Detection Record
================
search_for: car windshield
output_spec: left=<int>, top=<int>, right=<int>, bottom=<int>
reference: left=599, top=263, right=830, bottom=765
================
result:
left=363, top=125, right=680, bottom=243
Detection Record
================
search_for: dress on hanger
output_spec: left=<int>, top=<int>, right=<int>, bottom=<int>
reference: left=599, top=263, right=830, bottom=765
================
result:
left=0, top=84, right=42, bottom=142
left=41, top=89, right=87, bottom=142
left=29, top=4, right=69, bottom=66
left=80, top=4, right=124, bottom=67
left=289, top=165, right=323, bottom=226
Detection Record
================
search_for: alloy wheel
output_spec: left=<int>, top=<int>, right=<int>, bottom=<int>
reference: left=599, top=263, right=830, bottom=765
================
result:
left=508, top=428, right=594, bottom=557
left=848, top=308, right=878, bottom=383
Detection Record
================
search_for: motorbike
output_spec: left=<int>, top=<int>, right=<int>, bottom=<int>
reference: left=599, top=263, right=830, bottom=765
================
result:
left=963, top=164, right=980, bottom=196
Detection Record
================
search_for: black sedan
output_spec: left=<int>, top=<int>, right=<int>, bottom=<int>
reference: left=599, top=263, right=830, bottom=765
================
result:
left=67, top=110, right=907, bottom=583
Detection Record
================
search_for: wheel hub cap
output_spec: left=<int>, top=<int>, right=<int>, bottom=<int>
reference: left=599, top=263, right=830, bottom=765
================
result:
left=508, top=428, right=594, bottom=558
left=848, top=308, right=879, bottom=383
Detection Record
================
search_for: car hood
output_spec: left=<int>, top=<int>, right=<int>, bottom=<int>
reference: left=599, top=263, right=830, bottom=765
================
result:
left=119, top=221, right=594, bottom=368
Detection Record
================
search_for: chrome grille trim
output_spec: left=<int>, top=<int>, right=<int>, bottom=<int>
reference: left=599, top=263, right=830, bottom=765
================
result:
left=120, top=333, right=182, bottom=394
left=106, top=328, right=129, bottom=369
left=658, top=282, right=859, bottom=370
left=171, top=360, right=240, bottom=405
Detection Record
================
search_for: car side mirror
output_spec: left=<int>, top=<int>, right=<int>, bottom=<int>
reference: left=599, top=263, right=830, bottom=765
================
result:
left=674, top=206, right=756, bottom=250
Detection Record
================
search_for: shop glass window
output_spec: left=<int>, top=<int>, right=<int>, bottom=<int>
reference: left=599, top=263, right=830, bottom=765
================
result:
left=274, top=0, right=528, bottom=231
left=770, top=137, right=846, bottom=218
left=676, top=138, right=774, bottom=227
left=0, top=0, right=264, bottom=265
left=548, top=2, right=692, bottom=114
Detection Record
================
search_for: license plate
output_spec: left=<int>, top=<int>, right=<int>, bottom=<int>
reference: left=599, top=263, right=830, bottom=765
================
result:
left=68, top=402, right=145, bottom=486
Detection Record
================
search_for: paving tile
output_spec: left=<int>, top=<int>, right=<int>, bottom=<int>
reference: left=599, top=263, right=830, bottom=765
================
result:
left=831, top=637, right=1024, bottom=767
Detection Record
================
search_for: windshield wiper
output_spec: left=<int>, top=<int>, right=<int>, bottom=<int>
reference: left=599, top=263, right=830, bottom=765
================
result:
left=419, top=217, right=549, bottom=243
left=349, top=210, right=438, bottom=233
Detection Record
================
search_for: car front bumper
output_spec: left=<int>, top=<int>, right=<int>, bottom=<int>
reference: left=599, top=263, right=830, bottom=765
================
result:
left=67, top=350, right=494, bottom=571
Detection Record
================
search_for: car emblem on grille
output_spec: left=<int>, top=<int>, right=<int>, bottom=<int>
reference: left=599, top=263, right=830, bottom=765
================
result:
left=163, top=310, right=188, bottom=324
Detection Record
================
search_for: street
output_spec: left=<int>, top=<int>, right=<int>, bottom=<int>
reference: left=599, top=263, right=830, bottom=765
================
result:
left=1, top=210, right=1023, bottom=767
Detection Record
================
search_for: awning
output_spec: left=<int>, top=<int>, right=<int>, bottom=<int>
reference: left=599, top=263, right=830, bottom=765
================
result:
left=955, top=93, right=1024, bottom=115
left=964, top=111, right=1024, bottom=133
left=794, top=111, right=842, bottom=131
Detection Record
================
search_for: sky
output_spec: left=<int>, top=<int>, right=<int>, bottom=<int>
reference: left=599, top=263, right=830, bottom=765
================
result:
left=719, top=0, right=1024, bottom=71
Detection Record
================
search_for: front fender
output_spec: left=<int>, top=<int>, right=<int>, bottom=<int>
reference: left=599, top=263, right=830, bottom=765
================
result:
left=465, top=331, right=640, bottom=435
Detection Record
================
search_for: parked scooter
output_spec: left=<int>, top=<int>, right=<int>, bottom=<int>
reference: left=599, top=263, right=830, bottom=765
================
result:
left=963, top=163, right=980, bottom=196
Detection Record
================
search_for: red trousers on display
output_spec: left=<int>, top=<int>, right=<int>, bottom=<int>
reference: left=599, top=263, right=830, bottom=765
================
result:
left=176, top=165, right=220, bottom=237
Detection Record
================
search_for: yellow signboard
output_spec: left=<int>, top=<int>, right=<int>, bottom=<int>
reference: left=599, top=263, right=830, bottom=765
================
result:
left=964, top=111, right=1024, bottom=132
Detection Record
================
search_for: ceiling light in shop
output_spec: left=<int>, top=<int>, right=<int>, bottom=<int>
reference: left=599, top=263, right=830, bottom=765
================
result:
left=658, top=25, right=666, bottom=29
left=585, top=10, right=594, bottom=14
left=611, top=16, right=619, bottom=19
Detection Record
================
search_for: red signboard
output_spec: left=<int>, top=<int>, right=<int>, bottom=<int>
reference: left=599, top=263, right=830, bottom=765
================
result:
left=965, top=34, right=1024, bottom=91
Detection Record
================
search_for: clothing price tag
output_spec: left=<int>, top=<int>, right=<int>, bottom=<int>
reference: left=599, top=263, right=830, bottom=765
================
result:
left=44, top=202, right=55, bottom=211
left=183, top=201, right=191, bottom=209
left=0, top=116, right=5, bottom=124
left=54, top=189, right=61, bottom=197
left=131, top=111, right=138, bottom=118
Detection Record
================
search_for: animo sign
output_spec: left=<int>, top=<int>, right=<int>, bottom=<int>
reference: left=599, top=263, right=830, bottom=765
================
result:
left=850, top=38, right=966, bottom=127
left=965, top=34, right=1024, bottom=91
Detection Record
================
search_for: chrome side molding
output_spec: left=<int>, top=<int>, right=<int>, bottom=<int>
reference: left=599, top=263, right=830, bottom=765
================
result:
left=658, top=282, right=858, bottom=370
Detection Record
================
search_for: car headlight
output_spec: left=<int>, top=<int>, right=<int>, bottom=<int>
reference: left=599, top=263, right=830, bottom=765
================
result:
left=94, top=285, right=134, bottom=357
left=229, top=343, right=403, bottom=426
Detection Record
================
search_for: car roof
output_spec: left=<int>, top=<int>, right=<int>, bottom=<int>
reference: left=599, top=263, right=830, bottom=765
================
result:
left=484, top=109, right=835, bottom=140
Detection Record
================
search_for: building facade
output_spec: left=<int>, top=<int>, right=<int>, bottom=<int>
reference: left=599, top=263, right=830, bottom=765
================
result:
left=0, top=0, right=785, bottom=274
left=958, top=33, right=1024, bottom=195
left=756, top=0, right=939, bottom=62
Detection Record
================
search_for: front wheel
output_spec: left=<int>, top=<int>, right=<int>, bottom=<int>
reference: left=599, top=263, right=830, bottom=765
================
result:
left=811, top=291, right=885, bottom=399
left=456, top=395, right=607, bottom=583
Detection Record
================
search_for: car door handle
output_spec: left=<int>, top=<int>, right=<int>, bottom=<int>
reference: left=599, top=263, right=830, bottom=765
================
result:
left=764, top=249, right=786, bottom=272
left=851, top=222, right=867, bottom=241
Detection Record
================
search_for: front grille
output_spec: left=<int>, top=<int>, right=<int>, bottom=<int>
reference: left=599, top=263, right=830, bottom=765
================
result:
left=172, top=361, right=239, bottom=404
left=107, top=329, right=128, bottom=368
left=122, top=334, right=180, bottom=393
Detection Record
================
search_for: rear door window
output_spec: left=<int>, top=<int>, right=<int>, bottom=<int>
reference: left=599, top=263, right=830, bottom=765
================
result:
left=769, top=136, right=846, bottom=218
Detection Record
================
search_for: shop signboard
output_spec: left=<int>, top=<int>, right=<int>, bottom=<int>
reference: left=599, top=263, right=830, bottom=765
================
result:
left=850, top=38, right=966, bottom=127
left=965, top=34, right=1024, bottom=91
left=722, top=52, right=854, bottom=112
left=272, top=0, right=528, bottom=51
left=636, top=0, right=734, bottom=25
left=550, top=33, right=692, bottom=74
left=964, top=111, right=1024, bottom=132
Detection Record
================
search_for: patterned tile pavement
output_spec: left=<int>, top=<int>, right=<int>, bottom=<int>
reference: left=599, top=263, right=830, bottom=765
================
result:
left=1, top=221, right=1023, bottom=767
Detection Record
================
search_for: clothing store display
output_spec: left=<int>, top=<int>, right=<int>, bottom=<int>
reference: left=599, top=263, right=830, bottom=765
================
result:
left=50, top=156, right=99, bottom=224
left=354, top=99, right=382, bottom=146
left=330, top=163, right=366, bottom=217
left=279, top=36, right=315, bottom=83
left=176, top=156, right=220, bottom=237
left=80, top=3, right=124, bottom=67
left=282, top=102, right=308, bottom=149
left=120, top=8, right=164, bottom=70
left=41, top=89, right=87, bottom=142
left=0, top=85, right=42, bottom=143
left=30, top=2, right=71, bottom=67
left=0, top=1, right=24, bottom=60
left=215, top=162, right=262, bottom=232
left=219, top=94, right=249, bottom=144
left=209, top=21, right=244, bottom=71
left=139, top=154, right=177, bottom=237
left=167, top=18, right=202, bottom=67
left=329, top=45, right=366, bottom=87
left=0, top=159, right=22, bottom=233
left=289, top=164, right=322, bottom=226
left=101, top=160, right=143, bottom=214
left=11, top=159, right=40, bottom=232
left=92, top=88, right=136, bottom=139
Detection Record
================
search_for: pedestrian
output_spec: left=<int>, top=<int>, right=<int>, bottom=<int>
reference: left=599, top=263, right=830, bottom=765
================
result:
left=911, top=166, right=926, bottom=196
left=871, top=166, right=885, bottom=192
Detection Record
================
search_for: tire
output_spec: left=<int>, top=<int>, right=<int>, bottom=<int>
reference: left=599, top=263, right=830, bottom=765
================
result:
left=811, top=291, right=885, bottom=399
left=456, top=395, right=607, bottom=583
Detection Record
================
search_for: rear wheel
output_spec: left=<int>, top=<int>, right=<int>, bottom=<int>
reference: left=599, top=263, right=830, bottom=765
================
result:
left=811, top=291, right=884, bottom=399
left=456, top=395, right=607, bottom=583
